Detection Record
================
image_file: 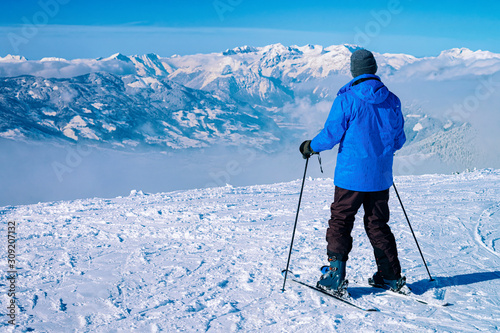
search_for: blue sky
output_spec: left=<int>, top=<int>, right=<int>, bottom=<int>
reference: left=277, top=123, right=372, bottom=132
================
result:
left=1, top=0, right=499, bottom=59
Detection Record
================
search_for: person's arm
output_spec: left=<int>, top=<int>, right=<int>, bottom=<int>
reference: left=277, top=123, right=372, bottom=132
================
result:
left=310, top=96, right=349, bottom=153
left=393, top=100, right=406, bottom=151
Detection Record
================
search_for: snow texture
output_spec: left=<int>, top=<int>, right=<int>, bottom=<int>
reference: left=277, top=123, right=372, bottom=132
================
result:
left=1, top=169, right=499, bottom=332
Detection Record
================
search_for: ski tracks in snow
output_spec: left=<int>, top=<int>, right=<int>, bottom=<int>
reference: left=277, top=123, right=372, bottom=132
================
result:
left=475, top=202, right=500, bottom=258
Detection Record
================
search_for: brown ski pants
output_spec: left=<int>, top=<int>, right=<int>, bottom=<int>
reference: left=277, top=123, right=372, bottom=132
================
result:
left=326, top=186, right=402, bottom=280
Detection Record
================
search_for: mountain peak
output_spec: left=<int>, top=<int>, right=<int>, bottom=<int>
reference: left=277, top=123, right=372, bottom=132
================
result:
left=261, top=43, right=296, bottom=53
left=342, top=44, right=364, bottom=53
left=145, top=53, right=160, bottom=59
left=0, top=54, right=27, bottom=62
left=40, top=57, right=67, bottom=62
left=222, top=45, right=258, bottom=56
left=104, top=53, right=132, bottom=62
left=438, top=47, right=499, bottom=60
left=439, top=47, right=474, bottom=58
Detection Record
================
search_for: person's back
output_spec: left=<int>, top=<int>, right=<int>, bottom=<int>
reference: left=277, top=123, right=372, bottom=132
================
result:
left=310, top=73, right=405, bottom=192
left=299, top=49, right=409, bottom=296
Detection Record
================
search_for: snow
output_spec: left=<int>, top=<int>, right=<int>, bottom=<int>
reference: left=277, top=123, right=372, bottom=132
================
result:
left=28, top=90, right=41, bottom=99
left=0, top=54, right=27, bottom=62
left=63, top=128, right=78, bottom=141
left=39, top=119, right=58, bottom=130
left=63, top=116, right=100, bottom=141
left=42, top=108, right=57, bottom=116
left=127, top=80, right=147, bottom=89
left=142, top=76, right=161, bottom=86
left=102, top=123, right=116, bottom=132
left=413, top=123, right=424, bottom=131
left=173, top=110, right=200, bottom=128
left=439, top=48, right=500, bottom=61
left=0, top=128, right=25, bottom=139
left=91, top=103, right=104, bottom=110
left=2, top=169, right=499, bottom=331
left=40, top=57, right=68, bottom=62
left=3, top=45, right=500, bottom=81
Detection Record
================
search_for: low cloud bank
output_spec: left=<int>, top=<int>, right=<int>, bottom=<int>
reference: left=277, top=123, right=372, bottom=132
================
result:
left=0, top=139, right=331, bottom=206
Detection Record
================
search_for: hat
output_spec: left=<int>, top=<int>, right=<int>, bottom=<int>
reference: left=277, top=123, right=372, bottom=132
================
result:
left=350, top=49, right=378, bottom=78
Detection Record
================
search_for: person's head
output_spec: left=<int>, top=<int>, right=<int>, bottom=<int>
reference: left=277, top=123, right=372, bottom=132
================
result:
left=350, top=49, right=378, bottom=78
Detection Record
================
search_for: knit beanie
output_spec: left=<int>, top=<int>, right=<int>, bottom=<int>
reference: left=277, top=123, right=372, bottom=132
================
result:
left=350, top=49, right=378, bottom=78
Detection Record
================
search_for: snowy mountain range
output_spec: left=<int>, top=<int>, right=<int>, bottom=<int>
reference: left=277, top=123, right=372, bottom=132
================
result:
left=0, top=73, right=279, bottom=149
left=1, top=44, right=499, bottom=166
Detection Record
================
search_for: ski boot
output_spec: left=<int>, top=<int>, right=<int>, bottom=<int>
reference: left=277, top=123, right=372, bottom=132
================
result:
left=368, top=271, right=411, bottom=295
left=316, top=255, right=348, bottom=297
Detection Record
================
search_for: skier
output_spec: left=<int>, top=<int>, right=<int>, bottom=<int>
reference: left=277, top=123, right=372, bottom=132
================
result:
left=299, top=49, right=408, bottom=295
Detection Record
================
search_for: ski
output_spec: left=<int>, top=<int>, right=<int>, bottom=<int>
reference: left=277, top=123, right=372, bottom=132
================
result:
left=282, top=270, right=379, bottom=312
left=368, top=281, right=451, bottom=307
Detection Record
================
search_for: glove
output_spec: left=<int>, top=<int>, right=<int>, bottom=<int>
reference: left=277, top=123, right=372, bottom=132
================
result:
left=299, top=140, right=316, bottom=159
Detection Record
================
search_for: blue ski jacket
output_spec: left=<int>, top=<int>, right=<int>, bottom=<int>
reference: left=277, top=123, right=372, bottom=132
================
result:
left=310, top=74, right=406, bottom=192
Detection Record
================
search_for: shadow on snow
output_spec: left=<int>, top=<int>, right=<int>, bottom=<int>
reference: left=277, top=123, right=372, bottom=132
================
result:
left=408, top=270, right=500, bottom=295
left=347, top=271, right=500, bottom=299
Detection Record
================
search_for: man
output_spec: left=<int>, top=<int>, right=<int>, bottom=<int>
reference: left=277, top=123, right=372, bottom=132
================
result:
left=299, top=49, right=407, bottom=295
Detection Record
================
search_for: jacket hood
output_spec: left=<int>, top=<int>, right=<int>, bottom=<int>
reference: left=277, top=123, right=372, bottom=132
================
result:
left=337, top=74, right=389, bottom=104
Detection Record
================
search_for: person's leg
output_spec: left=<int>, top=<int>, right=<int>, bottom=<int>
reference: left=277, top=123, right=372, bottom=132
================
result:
left=363, top=189, right=402, bottom=280
left=326, top=186, right=365, bottom=260
left=319, top=186, right=364, bottom=292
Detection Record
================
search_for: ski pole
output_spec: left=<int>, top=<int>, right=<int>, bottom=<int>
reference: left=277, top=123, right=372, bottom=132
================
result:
left=392, top=182, right=434, bottom=281
left=282, top=157, right=309, bottom=292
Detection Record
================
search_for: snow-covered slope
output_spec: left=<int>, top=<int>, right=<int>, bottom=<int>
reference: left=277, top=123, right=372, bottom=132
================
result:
left=1, top=169, right=499, bottom=331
